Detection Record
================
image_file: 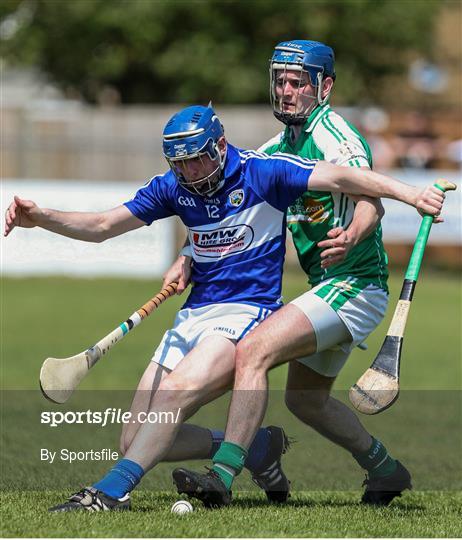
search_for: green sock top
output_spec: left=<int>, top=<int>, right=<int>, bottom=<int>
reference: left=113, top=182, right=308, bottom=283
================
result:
left=353, top=437, right=397, bottom=479
left=212, top=441, right=248, bottom=489
left=213, top=441, right=248, bottom=471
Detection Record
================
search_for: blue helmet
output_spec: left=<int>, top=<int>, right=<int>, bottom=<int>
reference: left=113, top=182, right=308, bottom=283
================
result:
left=270, top=40, right=336, bottom=125
left=163, top=105, right=226, bottom=196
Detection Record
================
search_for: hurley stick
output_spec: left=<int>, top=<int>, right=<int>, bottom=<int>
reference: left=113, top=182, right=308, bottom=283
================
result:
left=349, top=179, right=456, bottom=414
left=40, top=282, right=178, bottom=404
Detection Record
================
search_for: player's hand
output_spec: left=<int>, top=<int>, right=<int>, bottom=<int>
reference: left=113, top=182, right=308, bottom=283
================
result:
left=162, top=255, right=192, bottom=295
left=318, top=227, right=353, bottom=269
left=415, top=186, right=444, bottom=223
left=4, top=196, right=42, bottom=237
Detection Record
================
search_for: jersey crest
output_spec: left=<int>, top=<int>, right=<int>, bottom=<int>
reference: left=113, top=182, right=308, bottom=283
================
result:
left=229, top=189, right=245, bottom=207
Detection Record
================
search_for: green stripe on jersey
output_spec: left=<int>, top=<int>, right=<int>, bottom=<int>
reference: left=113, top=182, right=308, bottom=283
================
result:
left=261, top=104, right=388, bottom=292
left=324, top=115, right=346, bottom=142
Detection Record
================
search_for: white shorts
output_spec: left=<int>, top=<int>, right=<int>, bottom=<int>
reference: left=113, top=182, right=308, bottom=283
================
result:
left=290, top=278, right=388, bottom=377
left=151, top=303, right=272, bottom=371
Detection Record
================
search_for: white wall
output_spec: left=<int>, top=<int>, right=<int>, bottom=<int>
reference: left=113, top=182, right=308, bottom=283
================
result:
left=2, top=180, right=176, bottom=277
left=379, top=170, right=461, bottom=244
left=2, top=171, right=460, bottom=277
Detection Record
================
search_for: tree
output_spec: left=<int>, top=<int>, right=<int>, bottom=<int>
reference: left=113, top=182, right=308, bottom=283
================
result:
left=1, top=0, right=442, bottom=105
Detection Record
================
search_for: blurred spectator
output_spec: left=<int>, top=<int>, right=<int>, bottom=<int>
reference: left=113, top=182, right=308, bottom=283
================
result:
left=98, top=85, right=121, bottom=107
left=360, top=107, right=397, bottom=170
left=446, top=139, right=462, bottom=169
left=393, top=111, right=440, bottom=169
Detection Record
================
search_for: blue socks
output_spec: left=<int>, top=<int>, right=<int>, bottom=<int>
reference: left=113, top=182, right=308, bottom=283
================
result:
left=244, top=428, right=271, bottom=471
left=210, top=430, right=225, bottom=456
left=93, top=429, right=273, bottom=499
left=209, top=427, right=271, bottom=472
left=93, top=458, right=144, bottom=499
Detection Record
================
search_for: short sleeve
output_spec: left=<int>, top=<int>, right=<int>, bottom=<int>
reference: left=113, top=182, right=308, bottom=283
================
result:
left=314, top=113, right=371, bottom=168
left=124, top=173, right=176, bottom=225
left=243, top=151, right=316, bottom=211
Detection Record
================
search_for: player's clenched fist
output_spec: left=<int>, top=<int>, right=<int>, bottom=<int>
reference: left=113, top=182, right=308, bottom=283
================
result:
left=4, top=195, right=43, bottom=237
left=318, top=227, right=353, bottom=269
left=162, top=254, right=192, bottom=295
left=414, top=186, right=445, bottom=222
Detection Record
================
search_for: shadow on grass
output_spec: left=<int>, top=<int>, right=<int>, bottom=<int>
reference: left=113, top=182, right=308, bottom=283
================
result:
left=132, top=498, right=425, bottom=513
left=125, top=488, right=426, bottom=512
left=214, top=495, right=425, bottom=512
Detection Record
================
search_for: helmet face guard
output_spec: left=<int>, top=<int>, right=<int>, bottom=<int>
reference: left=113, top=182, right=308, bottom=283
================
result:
left=166, top=138, right=226, bottom=197
left=163, top=105, right=226, bottom=197
left=270, top=41, right=336, bottom=126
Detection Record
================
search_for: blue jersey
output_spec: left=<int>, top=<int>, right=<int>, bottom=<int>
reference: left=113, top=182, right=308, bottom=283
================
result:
left=124, top=144, right=316, bottom=310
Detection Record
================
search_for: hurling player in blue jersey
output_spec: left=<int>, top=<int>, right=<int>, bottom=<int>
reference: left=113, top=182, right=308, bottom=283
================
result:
left=4, top=105, right=444, bottom=512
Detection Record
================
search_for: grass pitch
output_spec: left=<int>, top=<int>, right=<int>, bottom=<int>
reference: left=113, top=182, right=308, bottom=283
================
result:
left=2, top=491, right=461, bottom=538
left=1, top=269, right=461, bottom=537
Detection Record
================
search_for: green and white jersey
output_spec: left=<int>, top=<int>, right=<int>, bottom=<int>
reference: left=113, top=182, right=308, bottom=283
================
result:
left=259, top=104, right=388, bottom=292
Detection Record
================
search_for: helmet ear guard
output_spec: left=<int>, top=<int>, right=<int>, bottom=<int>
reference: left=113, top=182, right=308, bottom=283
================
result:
left=315, top=71, right=331, bottom=107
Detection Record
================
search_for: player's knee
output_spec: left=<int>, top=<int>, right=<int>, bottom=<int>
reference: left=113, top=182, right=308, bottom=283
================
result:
left=157, top=376, right=184, bottom=401
left=156, top=376, right=201, bottom=411
left=235, top=336, right=272, bottom=374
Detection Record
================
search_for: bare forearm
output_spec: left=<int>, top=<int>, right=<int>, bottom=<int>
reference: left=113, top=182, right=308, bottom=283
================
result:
left=347, top=197, right=384, bottom=246
left=346, top=169, right=417, bottom=205
left=311, top=162, right=418, bottom=206
left=310, top=162, right=445, bottom=218
left=5, top=198, right=144, bottom=240
left=38, top=209, right=110, bottom=242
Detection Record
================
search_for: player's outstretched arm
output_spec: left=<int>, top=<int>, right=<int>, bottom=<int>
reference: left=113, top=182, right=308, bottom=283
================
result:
left=4, top=196, right=144, bottom=241
left=309, top=162, right=445, bottom=217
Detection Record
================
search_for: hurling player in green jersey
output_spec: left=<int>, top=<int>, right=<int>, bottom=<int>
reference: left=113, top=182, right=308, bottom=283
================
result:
left=261, top=49, right=388, bottom=291
left=254, top=42, right=400, bottom=504
left=173, top=41, right=418, bottom=507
